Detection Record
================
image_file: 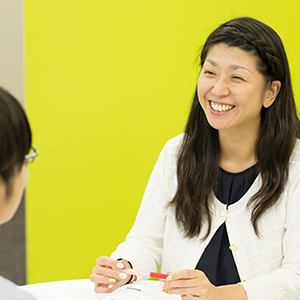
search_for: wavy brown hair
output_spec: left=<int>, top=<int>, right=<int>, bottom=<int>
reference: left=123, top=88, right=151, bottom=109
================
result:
left=168, top=17, right=300, bottom=239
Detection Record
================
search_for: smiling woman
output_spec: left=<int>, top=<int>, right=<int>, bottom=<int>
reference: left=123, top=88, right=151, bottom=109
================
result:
left=91, top=17, right=300, bottom=300
left=197, top=43, right=281, bottom=158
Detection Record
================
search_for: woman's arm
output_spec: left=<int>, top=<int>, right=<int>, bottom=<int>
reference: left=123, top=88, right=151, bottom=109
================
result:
left=91, top=135, right=183, bottom=292
left=110, top=136, right=182, bottom=272
left=163, top=269, right=247, bottom=300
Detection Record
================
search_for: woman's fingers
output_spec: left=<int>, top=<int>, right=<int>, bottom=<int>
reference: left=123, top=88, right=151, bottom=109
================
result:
left=167, top=269, right=203, bottom=281
left=90, top=256, right=130, bottom=294
left=95, top=256, right=116, bottom=269
left=90, top=272, right=124, bottom=294
left=163, top=269, right=216, bottom=298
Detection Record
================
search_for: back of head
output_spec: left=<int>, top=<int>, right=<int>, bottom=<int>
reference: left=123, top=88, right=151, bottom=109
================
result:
left=0, top=87, right=32, bottom=183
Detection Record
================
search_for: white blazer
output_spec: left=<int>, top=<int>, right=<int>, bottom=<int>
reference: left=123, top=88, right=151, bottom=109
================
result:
left=112, top=134, right=300, bottom=300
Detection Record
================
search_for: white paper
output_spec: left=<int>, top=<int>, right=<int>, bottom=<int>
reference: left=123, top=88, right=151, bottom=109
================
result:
left=18, top=279, right=101, bottom=300
left=18, top=279, right=182, bottom=300
left=100, top=281, right=181, bottom=300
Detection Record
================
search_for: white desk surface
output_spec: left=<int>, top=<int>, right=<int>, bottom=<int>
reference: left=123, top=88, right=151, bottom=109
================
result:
left=19, top=278, right=181, bottom=300
left=19, top=279, right=104, bottom=300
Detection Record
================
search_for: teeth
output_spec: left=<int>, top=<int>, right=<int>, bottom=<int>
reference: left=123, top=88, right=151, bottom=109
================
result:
left=211, top=101, right=234, bottom=112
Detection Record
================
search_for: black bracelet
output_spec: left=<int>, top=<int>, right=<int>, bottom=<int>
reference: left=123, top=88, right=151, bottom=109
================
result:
left=117, top=258, right=134, bottom=284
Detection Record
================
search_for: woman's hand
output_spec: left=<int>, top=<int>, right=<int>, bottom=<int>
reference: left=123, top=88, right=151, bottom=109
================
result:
left=163, top=269, right=247, bottom=300
left=90, top=256, right=132, bottom=294
left=163, top=269, right=217, bottom=299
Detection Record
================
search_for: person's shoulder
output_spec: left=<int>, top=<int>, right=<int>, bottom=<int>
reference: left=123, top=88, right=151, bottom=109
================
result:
left=0, top=275, right=36, bottom=300
left=290, top=139, right=300, bottom=163
left=155, top=134, right=184, bottom=167
left=288, top=138, right=300, bottom=180
left=163, top=133, right=185, bottom=151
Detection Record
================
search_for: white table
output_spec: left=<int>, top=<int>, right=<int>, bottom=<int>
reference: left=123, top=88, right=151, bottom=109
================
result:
left=19, top=279, right=105, bottom=300
left=19, top=278, right=182, bottom=300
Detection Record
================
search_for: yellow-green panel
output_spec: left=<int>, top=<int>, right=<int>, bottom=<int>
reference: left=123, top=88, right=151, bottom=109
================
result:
left=25, top=0, right=300, bottom=283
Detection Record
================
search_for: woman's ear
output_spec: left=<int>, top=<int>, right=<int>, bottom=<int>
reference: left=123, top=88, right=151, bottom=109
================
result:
left=0, top=176, right=7, bottom=225
left=263, top=80, right=281, bottom=108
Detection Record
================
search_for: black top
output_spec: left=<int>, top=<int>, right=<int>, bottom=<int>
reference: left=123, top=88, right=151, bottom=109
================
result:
left=195, top=164, right=259, bottom=286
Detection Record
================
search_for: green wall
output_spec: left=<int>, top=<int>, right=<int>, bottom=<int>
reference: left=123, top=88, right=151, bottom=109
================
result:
left=25, top=0, right=300, bottom=283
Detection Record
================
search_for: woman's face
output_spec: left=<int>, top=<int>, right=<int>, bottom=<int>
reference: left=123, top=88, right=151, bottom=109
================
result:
left=197, top=43, right=276, bottom=135
left=0, top=163, right=29, bottom=225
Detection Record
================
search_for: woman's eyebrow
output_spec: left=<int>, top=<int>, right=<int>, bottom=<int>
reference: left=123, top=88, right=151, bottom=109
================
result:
left=206, top=59, right=217, bottom=66
left=231, top=65, right=252, bottom=72
left=206, top=59, right=252, bottom=73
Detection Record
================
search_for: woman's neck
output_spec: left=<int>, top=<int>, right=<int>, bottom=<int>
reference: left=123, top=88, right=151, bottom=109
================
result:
left=219, top=127, right=259, bottom=173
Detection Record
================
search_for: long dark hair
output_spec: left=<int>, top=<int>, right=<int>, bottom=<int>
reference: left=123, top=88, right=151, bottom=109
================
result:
left=0, top=87, right=32, bottom=186
left=169, top=17, right=300, bottom=239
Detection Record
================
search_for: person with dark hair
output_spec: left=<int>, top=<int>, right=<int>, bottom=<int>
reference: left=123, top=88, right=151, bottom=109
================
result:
left=91, top=17, right=300, bottom=299
left=0, top=87, right=38, bottom=299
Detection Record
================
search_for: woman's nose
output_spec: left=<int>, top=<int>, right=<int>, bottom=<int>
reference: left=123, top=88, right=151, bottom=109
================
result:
left=211, top=78, right=230, bottom=96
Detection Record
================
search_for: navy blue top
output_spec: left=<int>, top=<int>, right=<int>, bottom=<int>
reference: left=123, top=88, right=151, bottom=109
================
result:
left=195, top=164, right=258, bottom=286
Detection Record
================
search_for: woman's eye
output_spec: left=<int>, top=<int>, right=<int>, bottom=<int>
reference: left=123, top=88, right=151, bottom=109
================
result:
left=204, top=71, right=216, bottom=76
left=232, top=76, right=245, bottom=81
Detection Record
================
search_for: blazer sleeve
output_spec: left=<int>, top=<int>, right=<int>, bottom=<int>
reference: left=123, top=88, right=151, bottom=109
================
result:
left=240, top=174, right=300, bottom=300
left=111, top=135, right=181, bottom=272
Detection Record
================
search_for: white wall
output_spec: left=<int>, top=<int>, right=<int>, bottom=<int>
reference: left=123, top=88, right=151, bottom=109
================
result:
left=0, top=0, right=24, bottom=103
left=0, top=0, right=25, bottom=285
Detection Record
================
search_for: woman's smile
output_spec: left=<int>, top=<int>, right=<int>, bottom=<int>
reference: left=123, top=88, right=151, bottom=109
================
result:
left=209, top=101, right=235, bottom=114
left=197, top=43, right=274, bottom=134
